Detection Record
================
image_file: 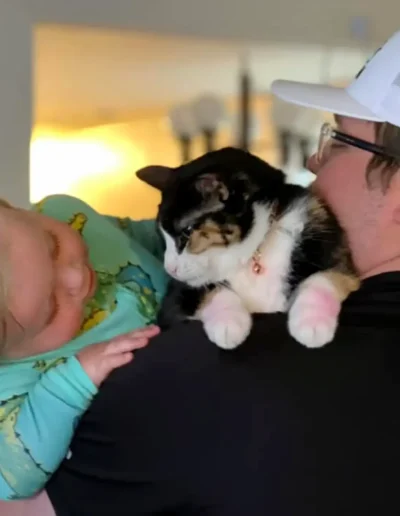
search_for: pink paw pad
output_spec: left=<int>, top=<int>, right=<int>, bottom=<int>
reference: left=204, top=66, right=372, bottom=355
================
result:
left=288, top=286, right=341, bottom=348
left=298, top=287, right=341, bottom=319
left=200, top=293, right=252, bottom=350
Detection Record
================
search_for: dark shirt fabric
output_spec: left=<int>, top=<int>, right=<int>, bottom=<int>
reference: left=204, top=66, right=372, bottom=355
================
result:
left=47, top=273, right=400, bottom=516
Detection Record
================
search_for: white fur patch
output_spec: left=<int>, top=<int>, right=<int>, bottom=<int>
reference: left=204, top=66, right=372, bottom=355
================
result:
left=228, top=199, right=307, bottom=313
left=198, top=288, right=252, bottom=349
left=162, top=230, right=180, bottom=276
left=288, top=273, right=341, bottom=348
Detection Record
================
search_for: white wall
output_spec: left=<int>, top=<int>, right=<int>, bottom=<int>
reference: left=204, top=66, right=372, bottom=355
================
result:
left=34, top=25, right=370, bottom=126
left=0, top=3, right=31, bottom=208
left=1, top=0, right=399, bottom=206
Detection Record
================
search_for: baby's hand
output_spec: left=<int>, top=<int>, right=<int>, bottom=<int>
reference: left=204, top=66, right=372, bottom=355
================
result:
left=77, top=325, right=160, bottom=386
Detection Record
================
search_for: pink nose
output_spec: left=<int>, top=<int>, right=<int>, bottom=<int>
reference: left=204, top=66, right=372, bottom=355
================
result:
left=166, top=264, right=177, bottom=275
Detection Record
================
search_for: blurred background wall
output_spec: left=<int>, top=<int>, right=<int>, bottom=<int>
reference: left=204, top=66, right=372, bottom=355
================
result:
left=1, top=1, right=400, bottom=216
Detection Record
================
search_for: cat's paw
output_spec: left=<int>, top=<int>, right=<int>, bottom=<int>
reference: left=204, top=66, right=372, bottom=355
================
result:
left=288, top=286, right=341, bottom=348
left=204, top=308, right=252, bottom=350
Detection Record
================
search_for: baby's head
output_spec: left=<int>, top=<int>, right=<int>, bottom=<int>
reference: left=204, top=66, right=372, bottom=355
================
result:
left=0, top=201, right=96, bottom=359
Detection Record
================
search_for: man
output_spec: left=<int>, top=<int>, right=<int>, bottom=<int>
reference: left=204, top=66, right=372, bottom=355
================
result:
left=47, top=30, right=400, bottom=515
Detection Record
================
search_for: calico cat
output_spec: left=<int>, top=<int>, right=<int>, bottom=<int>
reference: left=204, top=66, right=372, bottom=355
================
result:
left=140, top=147, right=360, bottom=350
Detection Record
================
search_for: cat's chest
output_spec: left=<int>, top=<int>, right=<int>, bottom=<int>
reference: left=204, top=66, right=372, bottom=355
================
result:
left=227, top=230, right=295, bottom=313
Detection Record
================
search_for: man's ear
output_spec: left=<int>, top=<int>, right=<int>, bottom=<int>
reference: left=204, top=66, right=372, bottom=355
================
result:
left=136, top=165, right=176, bottom=191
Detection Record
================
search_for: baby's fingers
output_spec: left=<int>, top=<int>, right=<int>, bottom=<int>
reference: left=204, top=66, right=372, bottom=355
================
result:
left=129, top=325, right=160, bottom=339
left=104, top=351, right=134, bottom=372
left=106, top=336, right=149, bottom=355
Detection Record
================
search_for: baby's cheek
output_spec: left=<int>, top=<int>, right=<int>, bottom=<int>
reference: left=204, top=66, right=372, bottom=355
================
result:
left=31, top=305, right=84, bottom=355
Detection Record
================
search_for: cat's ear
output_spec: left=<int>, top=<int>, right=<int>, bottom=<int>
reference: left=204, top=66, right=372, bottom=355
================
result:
left=136, top=165, right=176, bottom=191
left=195, top=173, right=229, bottom=201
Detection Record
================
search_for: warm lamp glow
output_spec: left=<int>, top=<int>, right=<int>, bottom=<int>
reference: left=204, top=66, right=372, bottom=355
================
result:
left=30, top=131, right=124, bottom=202
left=29, top=125, right=162, bottom=219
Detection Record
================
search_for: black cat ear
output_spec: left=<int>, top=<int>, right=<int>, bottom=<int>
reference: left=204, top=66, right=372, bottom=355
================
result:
left=195, top=173, right=229, bottom=201
left=136, top=165, right=176, bottom=191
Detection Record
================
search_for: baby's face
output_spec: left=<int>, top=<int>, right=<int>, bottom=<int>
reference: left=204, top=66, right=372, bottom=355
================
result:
left=0, top=205, right=96, bottom=359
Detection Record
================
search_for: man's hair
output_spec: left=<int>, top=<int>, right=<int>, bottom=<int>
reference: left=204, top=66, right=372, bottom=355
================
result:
left=367, top=122, right=400, bottom=190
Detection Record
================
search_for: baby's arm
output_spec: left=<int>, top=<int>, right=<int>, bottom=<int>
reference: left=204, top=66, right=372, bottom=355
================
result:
left=0, top=326, right=159, bottom=500
left=0, top=357, right=96, bottom=500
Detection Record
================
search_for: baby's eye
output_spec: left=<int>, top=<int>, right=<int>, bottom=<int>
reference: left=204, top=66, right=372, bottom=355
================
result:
left=47, top=230, right=61, bottom=259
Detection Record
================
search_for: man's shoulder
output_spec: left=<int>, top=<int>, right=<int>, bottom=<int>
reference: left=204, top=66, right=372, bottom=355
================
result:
left=120, top=314, right=291, bottom=375
left=104, top=311, right=396, bottom=388
left=96, top=310, right=399, bottom=424
left=71, top=311, right=400, bottom=515
left=97, top=315, right=289, bottom=404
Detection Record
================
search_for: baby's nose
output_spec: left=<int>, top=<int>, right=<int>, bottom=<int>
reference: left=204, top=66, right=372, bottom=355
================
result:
left=59, top=263, right=84, bottom=293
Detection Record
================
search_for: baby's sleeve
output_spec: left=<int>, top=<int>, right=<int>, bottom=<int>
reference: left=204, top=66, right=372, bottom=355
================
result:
left=0, top=356, right=97, bottom=500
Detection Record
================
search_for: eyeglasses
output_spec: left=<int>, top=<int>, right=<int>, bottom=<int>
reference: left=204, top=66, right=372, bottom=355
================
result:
left=316, top=122, right=400, bottom=164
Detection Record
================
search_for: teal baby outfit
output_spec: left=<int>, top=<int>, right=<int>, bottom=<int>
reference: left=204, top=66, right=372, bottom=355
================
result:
left=0, top=195, right=167, bottom=500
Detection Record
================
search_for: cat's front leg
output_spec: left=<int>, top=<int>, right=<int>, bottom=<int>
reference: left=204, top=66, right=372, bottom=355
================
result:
left=288, top=270, right=359, bottom=348
left=197, top=287, right=252, bottom=350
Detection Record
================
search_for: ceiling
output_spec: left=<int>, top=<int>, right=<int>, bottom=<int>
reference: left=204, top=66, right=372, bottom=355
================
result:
left=30, top=0, right=400, bottom=48
left=35, top=25, right=371, bottom=127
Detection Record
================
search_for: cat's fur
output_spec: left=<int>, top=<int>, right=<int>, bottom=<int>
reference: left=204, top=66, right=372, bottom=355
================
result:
left=153, top=147, right=360, bottom=350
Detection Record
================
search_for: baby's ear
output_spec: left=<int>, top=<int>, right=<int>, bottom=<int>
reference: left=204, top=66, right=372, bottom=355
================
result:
left=195, top=173, right=229, bottom=201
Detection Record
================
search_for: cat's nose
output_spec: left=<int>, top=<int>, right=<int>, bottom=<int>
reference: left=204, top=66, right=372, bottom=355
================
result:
left=166, top=263, right=177, bottom=276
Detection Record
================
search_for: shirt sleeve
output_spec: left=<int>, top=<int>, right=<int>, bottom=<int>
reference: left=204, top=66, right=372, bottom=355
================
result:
left=105, top=216, right=164, bottom=261
left=0, top=356, right=97, bottom=500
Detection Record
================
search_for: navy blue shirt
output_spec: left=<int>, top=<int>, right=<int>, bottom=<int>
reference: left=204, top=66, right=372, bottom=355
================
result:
left=48, top=273, right=400, bottom=515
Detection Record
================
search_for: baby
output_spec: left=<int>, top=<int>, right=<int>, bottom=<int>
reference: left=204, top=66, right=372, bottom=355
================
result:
left=0, top=194, right=167, bottom=500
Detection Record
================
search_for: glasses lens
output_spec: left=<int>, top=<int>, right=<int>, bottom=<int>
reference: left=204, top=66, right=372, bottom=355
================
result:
left=317, top=123, right=332, bottom=163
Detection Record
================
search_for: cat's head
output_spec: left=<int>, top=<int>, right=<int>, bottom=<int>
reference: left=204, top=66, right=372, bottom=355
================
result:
left=138, top=148, right=285, bottom=286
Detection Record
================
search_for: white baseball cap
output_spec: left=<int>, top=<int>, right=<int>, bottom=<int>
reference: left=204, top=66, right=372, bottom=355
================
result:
left=271, top=30, right=400, bottom=127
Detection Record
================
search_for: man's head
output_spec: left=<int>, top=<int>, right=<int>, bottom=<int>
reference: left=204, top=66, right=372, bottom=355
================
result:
left=271, top=30, right=400, bottom=278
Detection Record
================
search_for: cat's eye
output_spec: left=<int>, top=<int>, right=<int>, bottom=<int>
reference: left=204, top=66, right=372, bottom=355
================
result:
left=183, top=225, right=193, bottom=235
left=176, top=225, right=194, bottom=251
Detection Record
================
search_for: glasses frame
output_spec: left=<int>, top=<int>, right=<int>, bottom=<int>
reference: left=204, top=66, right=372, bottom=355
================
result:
left=317, top=122, right=400, bottom=164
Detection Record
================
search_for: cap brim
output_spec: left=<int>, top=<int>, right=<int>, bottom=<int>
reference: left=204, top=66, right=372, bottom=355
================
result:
left=271, top=80, right=384, bottom=122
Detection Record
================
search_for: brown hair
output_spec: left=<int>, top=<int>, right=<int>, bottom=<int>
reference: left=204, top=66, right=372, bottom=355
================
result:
left=367, top=122, right=400, bottom=190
